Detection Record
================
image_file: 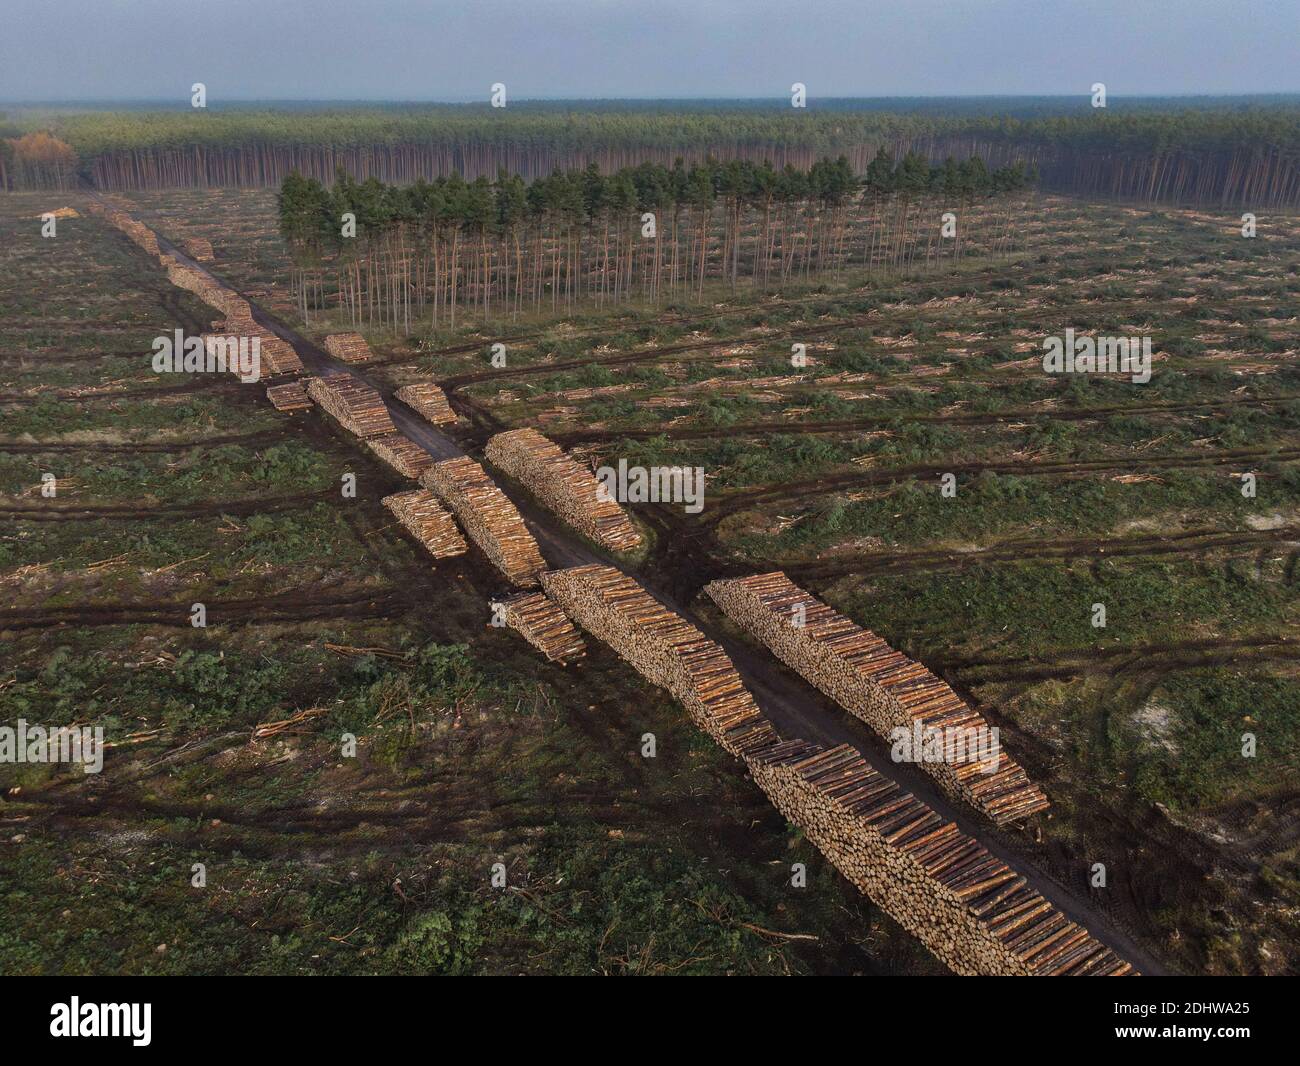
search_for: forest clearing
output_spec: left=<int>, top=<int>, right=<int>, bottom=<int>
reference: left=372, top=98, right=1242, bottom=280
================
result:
left=2, top=1, right=1298, bottom=1006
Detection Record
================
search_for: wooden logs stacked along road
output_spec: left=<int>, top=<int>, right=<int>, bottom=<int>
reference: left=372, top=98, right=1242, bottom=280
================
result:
left=182, top=236, right=215, bottom=261
left=219, top=295, right=257, bottom=326
left=307, top=375, right=398, bottom=439
left=705, top=572, right=1049, bottom=826
left=165, top=260, right=210, bottom=297
left=86, top=198, right=1136, bottom=978
left=162, top=263, right=307, bottom=375
left=422, top=456, right=547, bottom=587
left=746, top=740, right=1137, bottom=976
left=323, top=332, right=375, bottom=364
left=381, top=489, right=467, bottom=559
left=495, top=592, right=587, bottom=665
left=254, top=333, right=305, bottom=376
left=395, top=382, right=457, bottom=425
left=541, top=564, right=779, bottom=758
left=197, top=323, right=302, bottom=378
left=485, top=429, right=642, bottom=553
left=367, top=432, right=437, bottom=478
left=89, top=202, right=307, bottom=377
left=89, top=202, right=160, bottom=256
left=538, top=563, right=1136, bottom=975
left=266, top=380, right=314, bottom=411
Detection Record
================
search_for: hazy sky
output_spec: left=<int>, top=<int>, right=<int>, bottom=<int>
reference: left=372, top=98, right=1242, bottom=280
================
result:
left=2, top=0, right=1297, bottom=101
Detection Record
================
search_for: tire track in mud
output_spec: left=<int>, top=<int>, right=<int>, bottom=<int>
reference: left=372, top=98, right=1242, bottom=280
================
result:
left=932, top=634, right=1300, bottom=683
left=0, top=347, right=153, bottom=366
left=0, top=488, right=334, bottom=521
left=437, top=315, right=878, bottom=393
left=0, top=428, right=289, bottom=454
left=0, top=378, right=247, bottom=403
left=547, top=394, right=1300, bottom=446
left=363, top=279, right=903, bottom=372
left=707, top=445, right=1300, bottom=519
left=0, top=587, right=406, bottom=632
left=787, top=524, right=1300, bottom=581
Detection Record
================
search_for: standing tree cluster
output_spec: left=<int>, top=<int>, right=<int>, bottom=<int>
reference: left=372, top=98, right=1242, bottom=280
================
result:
left=1, top=131, right=78, bottom=191
left=278, top=152, right=1035, bottom=330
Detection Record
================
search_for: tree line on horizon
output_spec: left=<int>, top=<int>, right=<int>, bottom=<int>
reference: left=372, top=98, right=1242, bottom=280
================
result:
left=277, top=152, right=1035, bottom=330
left=2, top=105, right=1296, bottom=206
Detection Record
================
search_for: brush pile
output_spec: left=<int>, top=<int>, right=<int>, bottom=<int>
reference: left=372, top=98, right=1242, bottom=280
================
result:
left=745, top=739, right=1136, bottom=976
left=307, top=374, right=396, bottom=439
left=422, top=457, right=547, bottom=586
left=381, top=489, right=467, bottom=559
left=395, top=382, right=457, bottom=425
left=705, top=572, right=1049, bottom=825
left=367, top=432, right=436, bottom=478
left=541, top=564, right=778, bottom=757
left=323, top=332, right=375, bottom=364
left=495, top=592, right=587, bottom=664
left=486, top=429, right=641, bottom=552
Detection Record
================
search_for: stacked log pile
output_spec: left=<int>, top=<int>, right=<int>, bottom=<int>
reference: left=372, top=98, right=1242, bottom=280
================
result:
left=485, top=429, right=641, bottom=552
left=705, top=572, right=1049, bottom=826
left=306, top=374, right=397, bottom=439
left=90, top=203, right=306, bottom=378
left=219, top=294, right=257, bottom=325
left=266, top=380, right=314, bottom=411
left=495, top=592, right=587, bottom=665
left=381, top=489, right=467, bottom=559
left=161, top=261, right=252, bottom=332
left=165, top=261, right=209, bottom=296
left=540, top=564, right=778, bottom=757
left=323, top=332, right=375, bottom=364
left=91, top=203, right=160, bottom=256
left=745, top=740, right=1136, bottom=976
left=367, top=432, right=436, bottom=478
left=182, top=236, right=215, bottom=261
left=395, top=382, right=457, bottom=425
left=192, top=327, right=300, bottom=379
left=421, top=457, right=547, bottom=587
left=253, top=332, right=305, bottom=376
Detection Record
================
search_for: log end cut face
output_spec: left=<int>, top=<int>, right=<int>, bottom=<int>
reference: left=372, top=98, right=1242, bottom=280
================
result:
left=422, top=456, right=547, bottom=587
left=395, top=382, right=457, bottom=426
left=496, top=591, right=586, bottom=664
left=381, top=488, right=467, bottom=559
left=323, top=332, right=375, bottom=364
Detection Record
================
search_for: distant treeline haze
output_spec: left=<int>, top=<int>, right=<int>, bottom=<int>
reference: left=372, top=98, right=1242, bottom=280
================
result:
left=278, top=153, right=1035, bottom=329
left=3, top=108, right=1296, bottom=207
